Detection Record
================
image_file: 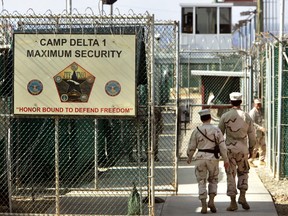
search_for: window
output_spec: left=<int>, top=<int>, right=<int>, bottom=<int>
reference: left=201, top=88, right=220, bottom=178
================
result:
left=196, top=7, right=217, bottom=34
left=182, top=8, right=193, bottom=33
left=181, top=6, right=232, bottom=34
left=220, top=7, right=231, bottom=33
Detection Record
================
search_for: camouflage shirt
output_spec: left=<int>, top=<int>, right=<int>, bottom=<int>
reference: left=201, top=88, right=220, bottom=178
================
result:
left=187, top=122, right=228, bottom=162
left=218, top=107, right=256, bottom=154
left=249, top=107, right=264, bottom=138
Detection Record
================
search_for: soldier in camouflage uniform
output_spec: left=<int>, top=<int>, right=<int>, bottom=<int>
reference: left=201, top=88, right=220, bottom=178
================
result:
left=187, top=109, right=229, bottom=214
left=248, top=98, right=266, bottom=167
left=218, top=92, right=256, bottom=211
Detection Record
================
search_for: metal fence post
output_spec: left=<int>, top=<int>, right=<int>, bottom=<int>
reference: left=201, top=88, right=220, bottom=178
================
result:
left=55, top=117, right=60, bottom=216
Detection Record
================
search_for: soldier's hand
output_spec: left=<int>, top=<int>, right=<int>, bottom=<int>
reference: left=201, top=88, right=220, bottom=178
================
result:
left=260, top=127, right=266, bottom=132
left=187, top=158, right=192, bottom=164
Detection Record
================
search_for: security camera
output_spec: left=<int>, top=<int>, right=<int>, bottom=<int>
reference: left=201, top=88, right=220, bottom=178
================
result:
left=155, top=33, right=161, bottom=41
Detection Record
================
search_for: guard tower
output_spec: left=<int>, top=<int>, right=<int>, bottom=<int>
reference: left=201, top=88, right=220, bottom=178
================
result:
left=180, top=1, right=256, bottom=50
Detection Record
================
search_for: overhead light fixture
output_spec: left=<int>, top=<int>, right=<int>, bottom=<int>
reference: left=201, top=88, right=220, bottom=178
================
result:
left=102, top=0, right=117, bottom=5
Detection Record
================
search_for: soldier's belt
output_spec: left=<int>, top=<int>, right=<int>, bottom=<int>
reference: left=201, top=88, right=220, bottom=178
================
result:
left=198, top=149, right=220, bottom=159
left=198, top=149, right=215, bottom=154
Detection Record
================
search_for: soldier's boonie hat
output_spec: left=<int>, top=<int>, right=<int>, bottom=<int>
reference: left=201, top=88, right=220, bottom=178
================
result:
left=229, top=92, right=242, bottom=101
left=198, top=109, right=210, bottom=117
left=254, top=98, right=261, bottom=104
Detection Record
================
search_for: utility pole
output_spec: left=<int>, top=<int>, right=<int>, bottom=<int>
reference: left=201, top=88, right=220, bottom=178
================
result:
left=256, top=0, right=263, bottom=36
left=254, top=0, right=263, bottom=100
left=66, top=0, right=72, bottom=14
left=276, top=0, right=285, bottom=181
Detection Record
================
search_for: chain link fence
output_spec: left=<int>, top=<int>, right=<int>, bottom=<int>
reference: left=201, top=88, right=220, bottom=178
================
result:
left=260, top=38, right=288, bottom=179
left=3, top=7, right=278, bottom=215
left=0, top=12, right=179, bottom=216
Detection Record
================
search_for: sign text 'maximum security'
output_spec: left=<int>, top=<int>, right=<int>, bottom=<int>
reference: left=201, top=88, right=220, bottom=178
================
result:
left=26, top=49, right=122, bottom=58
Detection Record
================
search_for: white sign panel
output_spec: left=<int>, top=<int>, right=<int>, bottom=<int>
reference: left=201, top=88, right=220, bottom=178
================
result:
left=14, top=34, right=136, bottom=116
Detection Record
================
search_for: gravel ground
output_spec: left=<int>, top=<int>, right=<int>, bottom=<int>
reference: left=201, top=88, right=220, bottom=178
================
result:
left=255, top=165, right=288, bottom=216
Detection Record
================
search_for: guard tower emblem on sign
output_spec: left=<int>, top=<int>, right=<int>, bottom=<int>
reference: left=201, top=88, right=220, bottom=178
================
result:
left=54, top=62, right=95, bottom=102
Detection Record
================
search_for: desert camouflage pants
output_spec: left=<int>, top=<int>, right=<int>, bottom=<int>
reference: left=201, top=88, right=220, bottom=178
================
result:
left=226, top=151, right=249, bottom=196
left=252, top=136, right=266, bottom=162
left=195, top=159, right=219, bottom=200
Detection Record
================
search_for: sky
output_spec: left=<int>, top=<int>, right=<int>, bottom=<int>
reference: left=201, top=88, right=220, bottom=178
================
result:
left=2, top=0, right=256, bottom=24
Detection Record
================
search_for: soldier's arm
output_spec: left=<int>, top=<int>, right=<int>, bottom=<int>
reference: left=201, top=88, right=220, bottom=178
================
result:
left=218, top=117, right=225, bottom=135
left=187, top=130, right=197, bottom=163
left=216, top=129, right=228, bottom=162
left=247, top=117, right=256, bottom=150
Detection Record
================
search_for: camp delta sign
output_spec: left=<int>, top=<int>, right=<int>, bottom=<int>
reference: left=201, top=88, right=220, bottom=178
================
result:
left=13, top=34, right=136, bottom=116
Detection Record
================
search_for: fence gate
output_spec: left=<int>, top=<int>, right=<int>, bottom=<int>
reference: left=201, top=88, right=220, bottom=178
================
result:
left=0, top=12, right=179, bottom=216
left=178, top=50, right=251, bottom=157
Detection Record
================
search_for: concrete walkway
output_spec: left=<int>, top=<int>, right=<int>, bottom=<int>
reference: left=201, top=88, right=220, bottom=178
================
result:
left=156, top=160, right=278, bottom=216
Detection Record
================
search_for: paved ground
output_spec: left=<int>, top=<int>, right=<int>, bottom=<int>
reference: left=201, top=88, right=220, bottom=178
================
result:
left=155, top=160, right=278, bottom=216
left=43, top=159, right=277, bottom=215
